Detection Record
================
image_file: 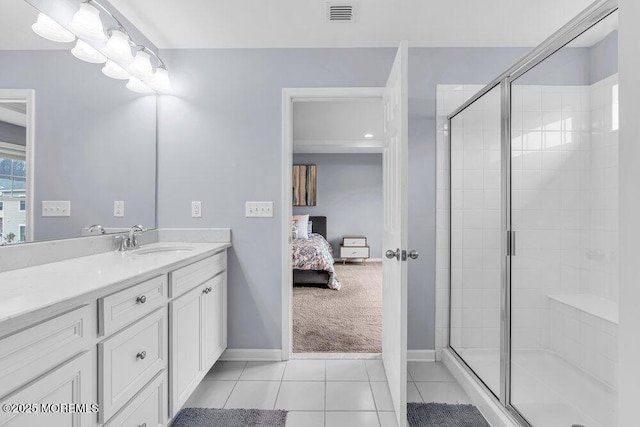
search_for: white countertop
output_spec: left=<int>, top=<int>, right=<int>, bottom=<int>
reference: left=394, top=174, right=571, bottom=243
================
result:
left=0, top=242, right=231, bottom=336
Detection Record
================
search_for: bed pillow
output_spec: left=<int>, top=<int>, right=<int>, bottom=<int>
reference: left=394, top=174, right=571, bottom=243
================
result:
left=292, top=214, right=309, bottom=239
left=307, top=220, right=313, bottom=236
left=292, top=220, right=300, bottom=239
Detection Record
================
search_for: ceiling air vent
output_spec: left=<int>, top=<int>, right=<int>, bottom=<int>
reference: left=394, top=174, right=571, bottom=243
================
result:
left=326, top=3, right=356, bottom=23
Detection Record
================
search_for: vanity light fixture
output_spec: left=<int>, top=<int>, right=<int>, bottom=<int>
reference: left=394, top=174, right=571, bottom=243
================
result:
left=102, top=59, right=130, bottom=80
left=69, top=2, right=107, bottom=44
left=102, top=29, right=133, bottom=64
left=31, top=13, right=76, bottom=43
left=128, top=49, right=154, bottom=81
left=126, top=76, right=154, bottom=94
left=148, top=66, right=171, bottom=92
left=71, top=39, right=107, bottom=64
left=30, top=0, right=171, bottom=95
left=364, top=133, right=374, bottom=138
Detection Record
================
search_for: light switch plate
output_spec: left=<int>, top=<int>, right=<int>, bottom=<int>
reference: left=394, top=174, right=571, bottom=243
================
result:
left=114, top=201, right=124, bottom=217
left=42, top=201, right=71, bottom=217
left=245, top=201, right=273, bottom=217
left=192, top=201, right=202, bottom=218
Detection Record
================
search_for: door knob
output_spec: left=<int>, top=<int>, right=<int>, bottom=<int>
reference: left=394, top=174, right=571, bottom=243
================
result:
left=408, top=250, right=419, bottom=260
left=385, top=249, right=400, bottom=260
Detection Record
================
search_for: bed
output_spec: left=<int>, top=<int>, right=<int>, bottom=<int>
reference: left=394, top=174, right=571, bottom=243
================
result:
left=292, top=216, right=341, bottom=290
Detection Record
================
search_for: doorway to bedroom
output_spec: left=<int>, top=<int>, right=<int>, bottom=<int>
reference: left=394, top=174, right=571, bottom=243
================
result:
left=287, top=95, right=385, bottom=356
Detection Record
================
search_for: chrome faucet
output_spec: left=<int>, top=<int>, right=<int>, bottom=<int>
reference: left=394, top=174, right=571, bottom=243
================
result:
left=87, top=224, right=106, bottom=235
left=116, top=224, right=146, bottom=251
left=128, top=224, right=146, bottom=249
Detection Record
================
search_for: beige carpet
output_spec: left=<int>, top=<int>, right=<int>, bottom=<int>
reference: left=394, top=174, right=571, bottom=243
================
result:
left=293, top=262, right=382, bottom=353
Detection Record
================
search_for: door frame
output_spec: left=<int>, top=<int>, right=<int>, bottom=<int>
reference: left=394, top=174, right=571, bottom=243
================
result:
left=281, top=87, right=386, bottom=360
left=0, top=89, right=35, bottom=243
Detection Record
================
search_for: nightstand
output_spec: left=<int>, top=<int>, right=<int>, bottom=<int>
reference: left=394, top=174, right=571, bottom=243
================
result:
left=339, top=236, right=370, bottom=264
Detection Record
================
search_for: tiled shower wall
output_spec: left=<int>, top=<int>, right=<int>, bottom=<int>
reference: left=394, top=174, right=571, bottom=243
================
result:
left=436, top=75, right=619, bottom=386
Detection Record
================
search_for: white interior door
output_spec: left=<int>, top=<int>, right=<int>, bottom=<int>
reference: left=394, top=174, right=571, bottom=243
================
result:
left=382, top=40, right=409, bottom=427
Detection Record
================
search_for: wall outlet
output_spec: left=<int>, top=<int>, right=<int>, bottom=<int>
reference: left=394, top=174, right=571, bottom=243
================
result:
left=42, top=201, right=71, bottom=217
left=114, top=201, right=125, bottom=217
left=245, top=201, right=274, bottom=217
left=192, top=201, right=202, bottom=218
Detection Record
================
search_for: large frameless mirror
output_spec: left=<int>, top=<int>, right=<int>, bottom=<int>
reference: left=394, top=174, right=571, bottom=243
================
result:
left=0, top=0, right=157, bottom=245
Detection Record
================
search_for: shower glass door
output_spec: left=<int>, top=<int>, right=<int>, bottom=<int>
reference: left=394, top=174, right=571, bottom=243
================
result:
left=449, top=84, right=502, bottom=397
left=509, top=10, right=619, bottom=427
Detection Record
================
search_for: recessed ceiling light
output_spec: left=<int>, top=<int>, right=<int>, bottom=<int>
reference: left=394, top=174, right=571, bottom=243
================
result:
left=364, top=133, right=374, bottom=138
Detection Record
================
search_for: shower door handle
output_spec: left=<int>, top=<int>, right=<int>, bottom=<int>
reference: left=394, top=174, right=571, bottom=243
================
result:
left=508, top=231, right=516, bottom=256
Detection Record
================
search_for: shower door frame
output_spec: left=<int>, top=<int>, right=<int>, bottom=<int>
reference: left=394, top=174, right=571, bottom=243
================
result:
left=446, top=0, right=619, bottom=425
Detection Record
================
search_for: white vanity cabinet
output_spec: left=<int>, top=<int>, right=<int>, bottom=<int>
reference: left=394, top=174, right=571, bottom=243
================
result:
left=0, top=245, right=229, bottom=427
left=169, top=258, right=227, bottom=416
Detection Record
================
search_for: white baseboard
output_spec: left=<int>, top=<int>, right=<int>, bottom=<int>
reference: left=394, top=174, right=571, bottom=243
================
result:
left=220, top=348, right=282, bottom=361
left=407, top=350, right=436, bottom=362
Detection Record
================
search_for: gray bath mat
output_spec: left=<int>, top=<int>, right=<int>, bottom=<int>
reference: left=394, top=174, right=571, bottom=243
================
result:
left=408, top=402, right=490, bottom=427
left=171, top=408, right=287, bottom=427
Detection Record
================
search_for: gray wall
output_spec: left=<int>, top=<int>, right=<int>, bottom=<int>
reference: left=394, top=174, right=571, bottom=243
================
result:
left=0, top=50, right=157, bottom=241
left=157, top=47, right=530, bottom=351
left=591, top=31, right=618, bottom=83
left=292, top=153, right=383, bottom=258
left=0, top=121, right=25, bottom=146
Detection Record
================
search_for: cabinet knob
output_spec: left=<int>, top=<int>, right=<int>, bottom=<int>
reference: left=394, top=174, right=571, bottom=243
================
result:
left=203, top=286, right=212, bottom=294
left=138, top=424, right=147, bottom=427
left=136, top=295, right=147, bottom=304
left=136, top=351, right=147, bottom=360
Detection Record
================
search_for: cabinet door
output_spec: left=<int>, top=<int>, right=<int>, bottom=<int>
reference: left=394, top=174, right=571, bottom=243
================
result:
left=169, top=285, right=204, bottom=416
left=203, top=273, right=227, bottom=370
left=0, top=351, right=94, bottom=427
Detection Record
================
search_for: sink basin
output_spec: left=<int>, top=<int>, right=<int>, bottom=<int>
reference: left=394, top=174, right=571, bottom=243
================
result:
left=132, top=246, right=195, bottom=256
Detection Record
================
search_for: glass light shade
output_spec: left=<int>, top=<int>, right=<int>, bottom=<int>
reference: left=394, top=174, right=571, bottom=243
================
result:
left=71, top=39, right=106, bottom=64
left=126, top=77, right=154, bottom=94
left=148, top=67, right=171, bottom=92
left=103, top=29, right=133, bottom=63
left=69, top=3, right=107, bottom=44
left=128, top=50, right=154, bottom=81
left=32, top=13, right=76, bottom=43
left=102, top=59, right=130, bottom=80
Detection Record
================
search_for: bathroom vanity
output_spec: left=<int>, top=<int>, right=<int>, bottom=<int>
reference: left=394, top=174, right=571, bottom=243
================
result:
left=0, top=236, right=231, bottom=427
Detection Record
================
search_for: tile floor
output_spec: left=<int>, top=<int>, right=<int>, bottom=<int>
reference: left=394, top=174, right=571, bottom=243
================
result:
left=183, top=359, right=471, bottom=427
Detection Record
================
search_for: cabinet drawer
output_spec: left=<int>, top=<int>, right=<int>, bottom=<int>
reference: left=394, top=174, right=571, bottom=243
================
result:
left=0, top=351, right=94, bottom=427
left=99, top=275, right=167, bottom=336
left=104, top=371, right=166, bottom=427
left=170, top=251, right=226, bottom=298
left=0, top=305, right=92, bottom=398
left=340, top=246, right=370, bottom=258
left=342, top=236, right=367, bottom=247
left=98, top=309, right=167, bottom=423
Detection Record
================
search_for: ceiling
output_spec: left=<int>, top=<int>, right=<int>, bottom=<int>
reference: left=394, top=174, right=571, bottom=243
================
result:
left=293, top=100, right=384, bottom=153
left=2, top=0, right=599, bottom=50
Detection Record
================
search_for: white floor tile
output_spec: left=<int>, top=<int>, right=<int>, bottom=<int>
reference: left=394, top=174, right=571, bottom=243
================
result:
left=183, top=380, right=236, bottom=408
left=415, top=381, right=471, bottom=404
left=378, top=411, right=399, bottom=427
left=224, top=381, right=280, bottom=409
left=205, top=361, right=247, bottom=381
left=325, top=411, right=380, bottom=427
left=370, top=382, right=394, bottom=411
left=326, top=360, right=369, bottom=381
left=407, top=362, right=455, bottom=382
left=239, top=361, right=287, bottom=381
left=326, top=381, right=376, bottom=411
left=285, top=411, right=324, bottom=427
left=407, top=382, right=423, bottom=403
left=275, top=381, right=325, bottom=411
left=283, top=360, right=325, bottom=381
left=365, top=360, right=387, bottom=381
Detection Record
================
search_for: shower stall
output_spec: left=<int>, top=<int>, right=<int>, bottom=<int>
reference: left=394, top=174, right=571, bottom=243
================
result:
left=445, top=0, right=618, bottom=426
